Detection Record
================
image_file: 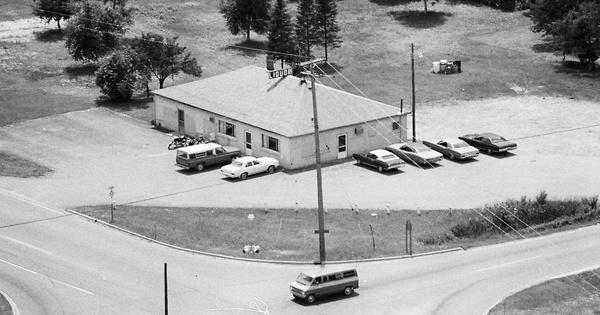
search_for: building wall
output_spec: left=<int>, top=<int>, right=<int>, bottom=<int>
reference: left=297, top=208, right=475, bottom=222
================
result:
left=154, top=95, right=409, bottom=169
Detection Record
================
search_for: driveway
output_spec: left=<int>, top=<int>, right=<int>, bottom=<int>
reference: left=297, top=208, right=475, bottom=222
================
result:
left=0, top=95, right=598, bottom=210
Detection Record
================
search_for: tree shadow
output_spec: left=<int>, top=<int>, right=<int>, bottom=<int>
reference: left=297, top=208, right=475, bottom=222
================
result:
left=532, top=38, right=559, bottom=54
left=95, top=96, right=153, bottom=112
left=388, top=10, right=452, bottom=29
left=64, top=64, right=98, bottom=78
left=34, top=29, right=64, bottom=42
left=553, top=61, right=600, bottom=78
left=369, top=0, right=414, bottom=6
left=223, top=40, right=268, bottom=58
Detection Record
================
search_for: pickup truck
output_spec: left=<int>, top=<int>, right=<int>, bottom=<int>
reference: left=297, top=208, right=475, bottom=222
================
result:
left=176, top=142, right=241, bottom=171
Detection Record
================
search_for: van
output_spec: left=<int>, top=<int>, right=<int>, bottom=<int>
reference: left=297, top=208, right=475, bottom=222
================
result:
left=290, top=266, right=359, bottom=304
left=175, top=142, right=241, bottom=171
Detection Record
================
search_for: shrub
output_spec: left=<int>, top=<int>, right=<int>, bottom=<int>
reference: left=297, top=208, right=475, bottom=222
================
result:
left=535, top=190, right=548, bottom=205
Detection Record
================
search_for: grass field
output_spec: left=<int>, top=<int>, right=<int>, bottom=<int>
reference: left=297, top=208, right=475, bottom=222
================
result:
left=2, top=0, right=599, bottom=313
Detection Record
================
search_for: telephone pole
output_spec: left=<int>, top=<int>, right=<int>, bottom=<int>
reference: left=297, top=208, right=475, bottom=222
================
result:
left=300, top=58, right=328, bottom=265
left=411, top=43, right=416, bottom=142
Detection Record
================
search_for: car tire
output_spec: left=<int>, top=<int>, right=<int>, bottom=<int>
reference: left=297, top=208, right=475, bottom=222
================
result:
left=486, top=148, right=492, bottom=155
left=267, top=165, right=275, bottom=174
left=306, top=294, right=315, bottom=304
left=378, top=165, right=383, bottom=172
left=196, top=163, right=205, bottom=171
left=344, top=286, right=354, bottom=296
left=240, top=172, right=248, bottom=180
left=356, top=160, right=362, bottom=165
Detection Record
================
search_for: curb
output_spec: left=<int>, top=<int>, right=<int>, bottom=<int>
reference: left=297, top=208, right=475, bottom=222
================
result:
left=65, top=209, right=464, bottom=265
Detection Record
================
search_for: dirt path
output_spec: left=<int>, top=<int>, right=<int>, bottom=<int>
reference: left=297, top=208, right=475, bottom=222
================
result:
left=0, top=95, right=598, bottom=211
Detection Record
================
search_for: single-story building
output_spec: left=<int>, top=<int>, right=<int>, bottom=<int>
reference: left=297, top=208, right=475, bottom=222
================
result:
left=152, top=65, right=409, bottom=169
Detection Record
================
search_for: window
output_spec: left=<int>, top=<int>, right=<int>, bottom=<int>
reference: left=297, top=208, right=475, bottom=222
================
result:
left=262, top=135, right=279, bottom=152
left=218, top=120, right=235, bottom=137
left=392, top=122, right=399, bottom=130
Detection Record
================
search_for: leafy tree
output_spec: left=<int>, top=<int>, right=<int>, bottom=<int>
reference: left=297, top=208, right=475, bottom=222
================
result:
left=295, top=0, right=318, bottom=58
left=529, top=0, right=599, bottom=69
left=315, top=0, right=341, bottom=61
left=267, top=0, right=296, bottom=65
left=131, top=33, right=202, bottom=89
left=64, top=0, right=133, bottom=63
left=219, top=0, right=271, bottom=41
left=95, top=48, right=139, bottom=101
left=32, top=0, right=75, bottom=31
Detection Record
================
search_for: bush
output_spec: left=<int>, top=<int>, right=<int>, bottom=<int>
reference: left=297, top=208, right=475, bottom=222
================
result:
left=95, top=49, right=139, bottom=101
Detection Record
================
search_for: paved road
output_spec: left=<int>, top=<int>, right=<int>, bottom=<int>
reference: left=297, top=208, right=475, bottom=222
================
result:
left=2, top=190, right=600, bottom=314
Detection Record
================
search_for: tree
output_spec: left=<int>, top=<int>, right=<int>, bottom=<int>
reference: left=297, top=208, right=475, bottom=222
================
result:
left=267, top=0, right=296, bottom=65
left=295, top=0, right=318, bottom=58
left=95, top=48, right=139, bottom=101
left=32, top=0, right=75, bottom=31
left=219, top=0, right=271, bottom=41
left=64, top=0, right=133, bottom=63
left=529, top=0, right=599, bottom=69
left=315, top=0, right=341, bottom=61
left=131, top=33, right=202, bottom=89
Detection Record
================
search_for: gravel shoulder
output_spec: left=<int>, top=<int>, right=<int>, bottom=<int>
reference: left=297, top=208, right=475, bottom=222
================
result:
left=0, top=95, right=598, bottom=210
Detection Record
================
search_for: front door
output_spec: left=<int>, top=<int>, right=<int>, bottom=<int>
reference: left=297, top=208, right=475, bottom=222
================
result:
left=178, top=109, right=185, bottom=133
left=337, top=134, right=347, bottom=159
left=245, top=131, right=252, bottom=156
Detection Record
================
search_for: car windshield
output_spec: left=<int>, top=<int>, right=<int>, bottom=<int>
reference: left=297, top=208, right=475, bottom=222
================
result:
left=231, top=161, right=243, bottom=167
left=412, top=146, right=428, bottom=153
left=453, top=142, right=469, bottom=148
left=490, top=136, right=506, bottom=143
left=296, top=273, right=313, bottom=285
left=381, top=154, right=397, bottom=161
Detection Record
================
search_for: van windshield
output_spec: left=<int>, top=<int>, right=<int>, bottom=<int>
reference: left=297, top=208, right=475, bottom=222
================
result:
left=176, top=151, right=188, bottom=159
left=296, top=273, right=313, bottom=285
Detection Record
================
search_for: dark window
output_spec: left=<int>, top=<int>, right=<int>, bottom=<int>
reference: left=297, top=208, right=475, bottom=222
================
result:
left=262, top=135, right=279, bottom=152
left=392, top=122, right=399, bottom=130
left=218, top=120, right=235, bottom=137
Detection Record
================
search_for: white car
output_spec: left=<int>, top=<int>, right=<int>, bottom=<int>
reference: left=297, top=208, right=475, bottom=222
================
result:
left=220, top=156, right=280, bottom=180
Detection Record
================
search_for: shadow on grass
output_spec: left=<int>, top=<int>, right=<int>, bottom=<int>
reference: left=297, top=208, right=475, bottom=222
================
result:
left=95, top=96, right=153, bottom=112
left=34, top=29, right=64, bottom=42
left=223, top=40, right=267, bottom=57
left=369, top=0, right=413, bottom=6
left=388, top=10, right=453, bottom=29
left=553, top=61, right=600, bottom=79
left=314, top=62, right=345, bottom=76
left=65, top=64, right=98, bottom=78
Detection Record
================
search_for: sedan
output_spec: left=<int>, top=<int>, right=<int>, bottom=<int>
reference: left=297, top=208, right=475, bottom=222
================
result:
left=385, top=142, right=444, bottom=166
left=220, top=156, right=279, bottom=180
left=458, top=133, right=517, bottom=154
left=352, top=149, right=405, bottom=172
left=422, top=138, right=479, bottom=160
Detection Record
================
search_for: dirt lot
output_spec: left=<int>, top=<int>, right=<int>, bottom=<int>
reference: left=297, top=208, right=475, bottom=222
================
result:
left=0, top=95, right=598, bottom=211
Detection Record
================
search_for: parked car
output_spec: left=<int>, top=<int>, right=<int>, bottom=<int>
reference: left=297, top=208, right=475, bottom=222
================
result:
left=352, top=149, right=405, bottom=172
left=220, top=156, right=279, bottom=180
left=422, top=138, right=479, bottom=160
left=385, top=142, right=443, bottom=165
left=458, top=133, right=517, bottom=154
left=176, top=143, right=241, bottom=171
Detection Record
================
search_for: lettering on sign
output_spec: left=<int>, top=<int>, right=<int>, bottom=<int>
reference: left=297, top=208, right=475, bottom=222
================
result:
left=268, top=68, right=293, bottom=79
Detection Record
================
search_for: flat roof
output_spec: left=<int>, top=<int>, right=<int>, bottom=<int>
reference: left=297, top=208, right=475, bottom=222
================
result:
left=153, top=65, right=407, bottom=138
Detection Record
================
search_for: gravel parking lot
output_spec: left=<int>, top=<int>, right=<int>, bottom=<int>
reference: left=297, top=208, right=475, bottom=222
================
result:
left=0, top=95, right=598, bottom=210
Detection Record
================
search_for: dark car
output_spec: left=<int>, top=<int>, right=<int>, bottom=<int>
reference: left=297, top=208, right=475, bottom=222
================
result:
left=422, top=138, right=479, bottom=160
left=352, top=149, right=405, bottom=172
left=458, top=133, right=517, bottom=154
left=385, top=142, right=443, bottom=166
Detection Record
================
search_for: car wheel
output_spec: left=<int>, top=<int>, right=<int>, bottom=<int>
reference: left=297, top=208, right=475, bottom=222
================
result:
left=356, top=160, right=362, bottom=165
left=240, top=172, right=248, bottom=180
left=378, top=165, right=383, bottom=172
left=486, top=148, right=492, bottom=155
left=344, top=286, right=354, bottom=296
left=267, top=165, right=275, bottom=174
left=306, top=294, right=316, bottom=304
left=196, top=163, right=205, bottom=171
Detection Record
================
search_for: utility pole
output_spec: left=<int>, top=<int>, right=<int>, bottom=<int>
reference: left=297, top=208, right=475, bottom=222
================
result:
left=301, top=58, right=328, bottom=265
left=411, top=43, right=416, bottom=142
left=164, top=263, right=168, bottom=315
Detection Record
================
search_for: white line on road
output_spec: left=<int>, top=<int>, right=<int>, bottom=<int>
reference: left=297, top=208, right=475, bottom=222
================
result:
left=51, top=278, right=94, bottom=295
left=3, top=236, right=55, bottom=257
left=0, top=258, right=38, bottom=274
left=476, top=255, right=541, bottom=273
